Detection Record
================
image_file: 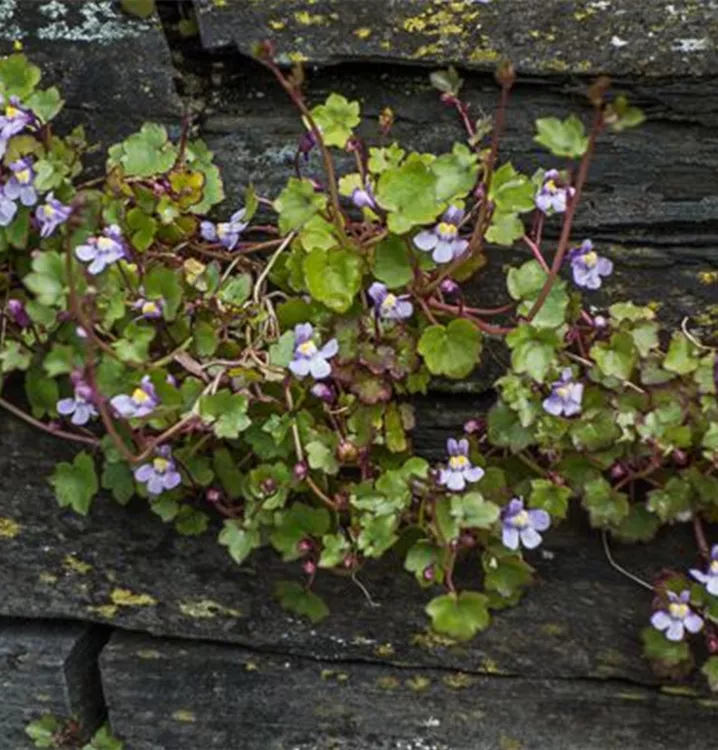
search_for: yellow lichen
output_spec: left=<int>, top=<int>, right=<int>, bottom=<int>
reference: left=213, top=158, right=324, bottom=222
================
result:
left=321, top=669, right=349, bottom=682
left=38, top=572, right=58, bottom=585
left=374, top=643, right=395, bottom=658
left=88, top=604, right=118, bottom=618
left=618, top=691, right=648, bottom=701
left=480, top=658, right=508, bottom=675
left=111, top=588, right=157, bottom=607
left=406, top=675, right=431, bottom=692
left=500, top=736, right=523, bottom=750
left=699, top=270, right=718, bottom=284
left=0, top=517, right=21, bottom=538
left=376, top=676, right=400, bottom=690
left=178, top=599, right=242, bottom=619
left=442, top=672, right=473, bottom=689
left=172, top=710, right=196, bottom=723
left=354, top=27, right=372, bottom=40
left=287, top=51, right=308, bottom=63
left=268, top=20, right=285, bottom=31
left=245, top=661, right=258, bottom=671
left=540, top=623, right=567, bottom=637
left=294, top=11, right=326, bottom=26
left=412, top=631, right=458, bottom=649
left=137, top=649, right=162, bottom=660
left=63, top=554, right=92, bottom=575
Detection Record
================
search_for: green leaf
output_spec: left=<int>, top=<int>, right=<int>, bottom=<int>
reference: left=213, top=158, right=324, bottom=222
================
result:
left=451, top=492, right=500, bottom=529
left=0, top=340, right=31, bottom=373
left=606, top=96, right=646, bottom=133
left=212, top=447, right=244, bottom=500
left=192, top=320, right=219, bottom=358
left=126, top=206, right=158, bottom=252
left=25, top=714, right=61, bottom=748
left=703, top=423, right=718, bottom=455
left=49, top=452, right=98, bottom=516
left=270, top=503, right=331, bottom=561
left=506, top=324, right=561, bottom=384
left=528, top=479, right=572, bottom=520
left=483, top=552, right=534, bottom=599
left=23, top=251, right=65, bottom=307
left=174, top=505, right=209, bottom=536
left=507, top=260, right=545, bottom=300
left=200, top=391, right=251, bottom=439
left=609, top=302, right=655, bottom=323
left=429, top=66, right=463, bottom=96
left=318, top=532, right=350, bottom=569
left=487, top=401, right=534, bottom=452
left=663, top=332, right=699, bottom=375
left=372, top=234, right=413, bottom=288
left=113, top=322, right=155, bottom=363
left=143, top=266, right=183, bottom=320
left=425, top=591, right=490, bottom=641
left=376, top=154, right=442, bottom=235
left=219, top=521, right=260, bottom=566
left=431, top=143, right=479, bottom=203
left=306, top=439, right=340, bottom=475
left=275, top=581, right=329, bottom=624
left=701, top=656, right=718, bottom=693
left=299, top=214, right=338, bottom=252
left=404, top=540, right=444, bottom=587
left=273, top=178, right=327, bottom=235
left=43, top=343, right=78, bottom=377
left=101, top=461, right=135, bottom=505
left=485, top=211, right=524, bottom=246
left=590, top=332, right=638, bottom=380
left=582, top=477, right=629, bottom=527
left=26, top=86, right=63, bottom=123
left=310, top=93, right=360, bottom=148
left=489, top=163, right=536, bottom=213
left=646, top=477, right=693, bottom=522
left=534, top=115, right=589, bottom=158
left=25, top=368, right=59, bottom=418
left=83, top=723, right=124, bottom=750
left=304, top=247, right=362, bottom=313
left=367, top=143, right=405, bottom=174
left=641, top=626, right=692, bottom=670
left=268, top=330, right=296, bottom=368
left=612, top=504, right=660, bottom=542
left=120, top=0, right=157, bottom=19
left=0, top=54, right=41, bottom=99
left=108, top=123, right=177, bottom=177
left=418, top=319, right=482, bottom=379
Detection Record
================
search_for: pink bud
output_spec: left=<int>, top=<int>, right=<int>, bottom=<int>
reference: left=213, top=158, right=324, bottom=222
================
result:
left=303, top=560, right=316, bottom=576
left=672, top=450, right=688, bottom=467
left=440, top=279, right=460, bottom=296
left=206, top=488, right=221, bottom=504
left=610, top=464, right=626, bottom=480
left=463, top=418, right=482, bottom=434
left=297, top=539, right=313, bottom=554
left=293, top=461, right=308, bottom=481
left=422, top=565, right=435, bottom=582
left=260, top=478, right=277, bottom=495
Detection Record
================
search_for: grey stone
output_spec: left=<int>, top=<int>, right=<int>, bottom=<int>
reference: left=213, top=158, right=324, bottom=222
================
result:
left=0, top=618, right=107, bottom=747
left=101, top=628, right=718, bottom=750
left=195, top=0, right=718, bottom=77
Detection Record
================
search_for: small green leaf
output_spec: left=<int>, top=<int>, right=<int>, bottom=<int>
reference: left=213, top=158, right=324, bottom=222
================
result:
left=489, top=163, right=536, bottom=214
left=590, top=332, right=638, bottom=381
left=0, top=54, right=41, bottom=99
left=319, top=532, right=351, bottom=569
left=451, top=492, right=500, bottom=529
left=212, top=447, right=244, bottom=500
left=273, top=178, right=327, bottom=235
left=304, top=247, right=362, bottom=313
left=372, top=234, right=413, bottom=288
left=25, top=714, right=61, bottom=748
left=646, top=477, right=693, bottom=522
left=126, top=206, right=158, bottom=251
left=49, top=451, right=98, bottom=516
left=582, top=477, right=629, bottom=527
left=108, top=123, right=177, bottom=177
left=306, top=439, right=340, bottom=475
left=192, top=320, right=219, bottom=357
left=613, top=504, right=660, bottom=542
left=310, top=93, right=361, bottom=148
left=425, top=591, right=490, bottom=641
left=701, top=656, right=718, bottom=692
left=431, top=143, right=479, bottom=203
left=120, top=0, right=157, bottom=19
left=174, top=505, right=209, bottom=536
left=219, top=521, right=260, bottom=566
left=26, top=86, right=64, bottom=123
left=534, top=115, right=588, bottom=158
left=143, top=266, right=183, bottom=320
left=101, top=461, right=135, bottom=505
left=663, top=332, right=699, bottom=375
left=200, top=391, right=251, bottom=439
left=528, top=479, right=572, bottom=520
left=606, top=96, right=646, bottom=133
left=417, top=319, right=482, bottom=379
left=25, top=368, right=59, bottom=418
left=486, top=211, right=524, bottom=246
left=0, top=340, right=31, bottom=373
left=271, top=503, right=331, bottom=561
left=275, top=581, right=329, bottom=624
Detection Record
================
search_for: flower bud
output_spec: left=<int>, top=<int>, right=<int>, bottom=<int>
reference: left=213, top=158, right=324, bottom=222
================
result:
left=206, top=488, right=222, bottom=504
left=610, top=463, right=626, bottom=480
left=297, top=539, right=313, bottom=554
left=293, top=461, right=308, bottom=481
left=337, top=440, right=359, bottom=463
left=463, top=418, right=482, bottom=434
left=440, top=278, right=460, bottom=296
left=423, top=565, right=435, bottom=582
left=460, top=533, right=476, bottom=548
left=302, top=560, right=317, bottom=576
left=260, top=477, right=277, bottom=496
left=311, top=382, right=335, bottom=403
left=6, top=299, right=30, bottom=328
left=672, top=450, right=688, bottom=467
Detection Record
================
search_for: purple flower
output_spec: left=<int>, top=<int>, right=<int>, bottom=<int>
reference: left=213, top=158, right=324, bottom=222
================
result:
left=542, top=368, right=584, bottom=417
left=289, top=323, right=338, bottom=380
left=690, top=545, right=718, bottom=596
left=367, top=282, right=413, bottom=320
left=311, top=382, right=336, bottom=403
left=57, top=382, right=98, bottom=426
left=440, top=278, right=460, bottom=296
left=568, top=240, right=613, bottom=290
left=110, top=376, right=159, bottom=419
left=134, top=445, right=182, bottom=496
left=0, top=190, right=17, bottom=227
left=200, top=208, right=248, bottom=250
left=35, top=192, right=72, bottom=238
left=4, top=158, right=37, bottom=206
left=438, top=438, right=485, bottom=492
left=413, top=206, right=469, bottom=264
left=6, top=298, right=30, bottom=328
left=535, top=170, right=575, bottom=214
left=651, top=590, right=703, bottom=642
left=352, top=184, right=376, bottom=210
left=133, top=297, right=164, bottom=320
left=0, top=96, right=33, bottom=150
left=75, top=225, right=126, bottom=275
left=501, top=497, right=550, bottom=550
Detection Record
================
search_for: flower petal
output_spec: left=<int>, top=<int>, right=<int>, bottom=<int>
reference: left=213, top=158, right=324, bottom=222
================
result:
left=464, top=466, right=485, bottom=483
left=520, top=527, right=542, bottom=549
left=684, top=613, right=703, bottom=634
left=134, top=464, right=154, bottom=482
left=288, top=358, right=311, bottom=378
left=528, top=509, right=551, bottom=532
left=651, top=611, right=671, bottom=631
left=665, top=620, right=685, bottom=642
left=319, top=338, right=339, bottom=359
left=445, top=470, right=466, bottom=492
left=502, top=526, right=519, bottom=551
left=309, top=356, right=331, bottom=380
left=413, top=230, right=438, bottom=252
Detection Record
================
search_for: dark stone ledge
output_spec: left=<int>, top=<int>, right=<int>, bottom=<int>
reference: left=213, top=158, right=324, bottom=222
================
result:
left=101, top=628, right=718, bottom=750
left=195, top=0, right=718, bottom=78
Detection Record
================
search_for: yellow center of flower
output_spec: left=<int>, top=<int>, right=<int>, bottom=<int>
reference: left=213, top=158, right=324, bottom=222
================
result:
left=16, top=168, right=30, bottom=184
left=556, top=385, right=571, bottom=399
left=583, top=251, right=598, bottom=268
left=438, top=222, right=458, bottom=238
left=142, top=301, right=159, bottom=316
left=710, top=560, right=718, bottom=574
left=97, top=237, right=115, bottom=251
left=6, top=105, right=19, bottom=118
left=216, top=223, right=230, bottom=239
left=298, top=340, right=318, bottom=357
left=669, top=602, right=689, bottom=619
left=449, top=454, right=469, bottom=470
left=513, top=510, right=530, bottom=528
left=132, top=388, right=151, bottom=404
left=153, top=457, right=169, bottom=473
left=44, top=205, right=55, bottom=218
left=381, top=293, right=398, bottom=309
left=544, top=179, right=557, bottom=193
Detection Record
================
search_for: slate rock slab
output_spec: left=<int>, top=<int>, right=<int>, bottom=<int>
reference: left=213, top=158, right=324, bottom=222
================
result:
left=0, top=618, right=107, bottom=748
left=101, top=628, right=718, bottom=750
left=194, top=0, right=718, bottom=77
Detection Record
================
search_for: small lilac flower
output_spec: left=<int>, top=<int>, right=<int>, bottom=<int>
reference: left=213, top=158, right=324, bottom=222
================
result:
left=110, top=376, right=159, bottom=419
left=0, top=96, right=33, bottom=146
left=438, top=438, right=484, bottom=492
left=440, top=278, right=460, bottom=296
left=0, top=190, right=17, bottom=226
left=352, top=183, right=376, bottom=210
left=133, top=445, right=182, bottom=496
left=542, top=368, right=584, bottom=417
left=690, top=545, right=718, bottom=596
left=4, top=158, right=37, bottom=206
left=651, top=590, right=703, bottom=642
left=35, top=192, right=72, bottom=238
left=200, top=208, right=248, bottom=250
left=535, top=169, right=575, bottom=214
left=289, top=323, right=338, bottom=380
left=56, top=382, right=98, bottom=426
left=367, top=282, right=413, bottom=321
left=568, top=240, right=613, bottom=290
left=75, top=225, right=127, bottom=275
left=134, top=297, right=164, bottom=320
left=501, top=497, right=550, bottom=550
left=6, top=299, right=30, bottom=328
left=413, top=206, right=468, bottom=263
left=311, top=382, right=335, bottom=403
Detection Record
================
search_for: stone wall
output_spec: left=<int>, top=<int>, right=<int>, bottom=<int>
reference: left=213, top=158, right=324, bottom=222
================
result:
left=1, top=2, right=718, bottom=748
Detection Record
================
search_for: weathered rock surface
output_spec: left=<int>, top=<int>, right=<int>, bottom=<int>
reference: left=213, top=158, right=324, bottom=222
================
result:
left=0, top=619, right=107, bottom=747
left=195, top=0, right=718, bottom=78
left=101, top=629, right=718, bottom=750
